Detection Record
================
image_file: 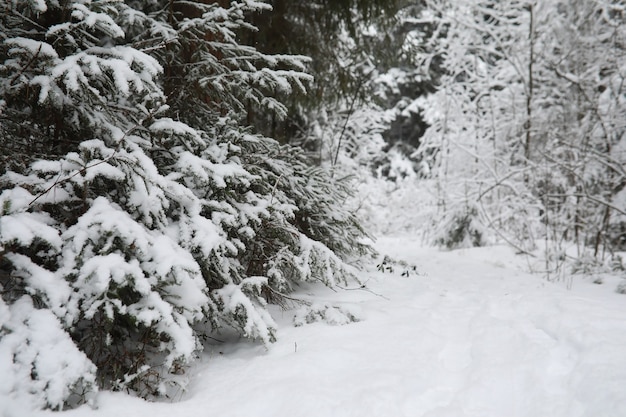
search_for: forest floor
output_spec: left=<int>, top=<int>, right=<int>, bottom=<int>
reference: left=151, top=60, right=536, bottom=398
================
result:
left=20, top=236, right=626, bottom=417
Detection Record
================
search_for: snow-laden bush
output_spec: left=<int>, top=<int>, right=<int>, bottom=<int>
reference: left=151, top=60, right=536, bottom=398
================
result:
left=293, top=303, right=361, bottom=327
left=0, top=0, right=372, bottom=408
left=432, top=204, right=486, bottom=250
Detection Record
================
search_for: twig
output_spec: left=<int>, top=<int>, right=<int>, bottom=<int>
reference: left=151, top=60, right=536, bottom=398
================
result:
left=336, top=283, right=390, bottom=300
left=30, top=158, right=113, bottom=206
left=10, top=44, right=42, bottom=86
left=332, top=68, right=375, bottom=169
left=476, top=197, right=537, bottom=257
left=269, top=173, right=284, bottom=206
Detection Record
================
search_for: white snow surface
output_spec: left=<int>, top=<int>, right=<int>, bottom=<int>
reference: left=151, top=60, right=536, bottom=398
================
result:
left=8, top=237, right=626, bottom=417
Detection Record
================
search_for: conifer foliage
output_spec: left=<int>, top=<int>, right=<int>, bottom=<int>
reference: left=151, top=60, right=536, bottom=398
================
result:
left=0, top=0, right=371, bottom=409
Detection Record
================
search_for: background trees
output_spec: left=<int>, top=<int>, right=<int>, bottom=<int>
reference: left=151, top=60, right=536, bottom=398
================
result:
left=413, top=0, right=626, bottom=270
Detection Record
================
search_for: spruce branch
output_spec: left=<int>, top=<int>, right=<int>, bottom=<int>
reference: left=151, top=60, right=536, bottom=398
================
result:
left=263, top=285, right=311, bottom=309
left=28, top=114, right=153, bottom=206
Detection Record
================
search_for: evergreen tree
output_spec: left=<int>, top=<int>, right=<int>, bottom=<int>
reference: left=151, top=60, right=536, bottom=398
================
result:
left=238, top=0, right=405, bottom=152
left=0, top=0, right=372, bottom=409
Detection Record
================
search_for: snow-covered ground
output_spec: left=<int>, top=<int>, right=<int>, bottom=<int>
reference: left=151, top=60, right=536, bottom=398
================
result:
left=11, top=236, right=626, bottom=417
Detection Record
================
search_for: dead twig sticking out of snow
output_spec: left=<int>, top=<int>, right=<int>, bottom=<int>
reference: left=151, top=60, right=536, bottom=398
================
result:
left=336, top=282, right=390, bottom=300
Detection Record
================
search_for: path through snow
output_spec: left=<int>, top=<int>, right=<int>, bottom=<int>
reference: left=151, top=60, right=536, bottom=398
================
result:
left=25, top=237, right=626, bottom=417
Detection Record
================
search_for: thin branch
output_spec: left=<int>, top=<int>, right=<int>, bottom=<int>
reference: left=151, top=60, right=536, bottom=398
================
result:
left=269, top=173, right=284, bottom=206
left=476, top=197, right=537, bottom=257
left=332, top=68, right=375, bottom=168
left=336, top=283, right=390, bottom=300
left=544, top=192, right=626, bottom=217
left=10, top=44, right=42, bottom=86
left=263, top=285, right=311, bottom=306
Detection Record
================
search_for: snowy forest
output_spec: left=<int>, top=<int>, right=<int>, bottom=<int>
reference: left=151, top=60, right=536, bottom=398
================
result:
left=1, top=0, right=625, bottom=413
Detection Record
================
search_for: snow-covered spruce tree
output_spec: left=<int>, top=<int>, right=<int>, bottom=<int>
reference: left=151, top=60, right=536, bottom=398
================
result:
left=125, top=0, right=374, bottom=307
left=0, top=0, right=372, bottom=409
left=243, top=0, right=403, bottom=145
left=367, top=1, right=440, bottom=173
